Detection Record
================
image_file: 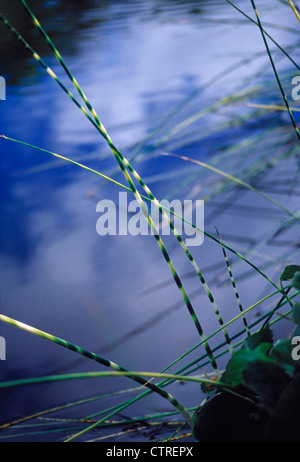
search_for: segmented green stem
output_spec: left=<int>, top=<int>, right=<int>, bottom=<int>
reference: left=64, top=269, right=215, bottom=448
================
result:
left=0, top=314, right=192, bottom=428
left=0, top=10, right=220, bottom=371
left=20, top=0, right=100, bottom=116
left=19, top=2, right=222, bottom=346
left=0, top=133, right=280, bottom=294
left=216, top=228, right=250, bottom=336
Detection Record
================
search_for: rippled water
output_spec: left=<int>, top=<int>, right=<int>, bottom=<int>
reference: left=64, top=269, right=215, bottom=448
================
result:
left=0, top=0, right=299, bottom=441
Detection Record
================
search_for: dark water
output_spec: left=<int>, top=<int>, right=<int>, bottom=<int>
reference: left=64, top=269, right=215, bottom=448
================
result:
left=0, top=0, right=299, bottom=441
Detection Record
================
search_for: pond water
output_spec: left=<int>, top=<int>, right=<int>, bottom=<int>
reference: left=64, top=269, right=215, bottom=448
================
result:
left=0, top=0, right=299, bottom=441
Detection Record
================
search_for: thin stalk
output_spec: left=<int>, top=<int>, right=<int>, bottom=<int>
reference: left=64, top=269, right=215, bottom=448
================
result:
left=0, top=134, right=281, bottom=292
left=250, top=0, right=300, bottom=142
left=0, top=11, right=219, bottom=371
left=226, top=0, right=300, bottom=71
left=216, top=227, right=250, bottom=336
left=287, top=0, right=300, bottom=23
left=249, top=0, right=300, bottom=193
left=0, top=394, right=108, bottom=430
left=0, top=370, right=229, bottom=389
left=245, top=103, right=300, bottom=112
left=18, top=1, right=223, bottom=350
left=0, top=314, right=193, bottom=429
left=162, top=152, right=299, bottom=220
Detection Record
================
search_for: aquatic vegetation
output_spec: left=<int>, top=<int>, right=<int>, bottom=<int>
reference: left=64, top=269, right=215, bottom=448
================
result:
left=0, top=0, right=299, bottom=442
left=193, top=264, right=300, bottom=442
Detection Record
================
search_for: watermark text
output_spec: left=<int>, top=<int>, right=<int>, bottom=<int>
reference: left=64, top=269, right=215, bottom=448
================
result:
left=0, top=76, right=6, bottom=100
left=0, top=336, right=6, bottom=360
left=96, top=192, right=204, bottom=246
left=291, top=76, right=300, bottom=101
left=291, top=336, right=300, bottom=361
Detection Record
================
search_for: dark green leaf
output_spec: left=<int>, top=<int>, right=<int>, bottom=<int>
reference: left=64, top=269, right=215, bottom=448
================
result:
left=291, top=271, right=300, bottom=290
left=280, top=265, right=300, bottom=281
left=242, top=359, right=291, bottom=408
left=221, top=343, right=272, bottom=388
left=244, top=325, right=273, bottom=350
left=290, top=323, right=300, bottom=339
left=292, top=302, right=300, bottom=326
left=270, top=339, right=296, bottom=375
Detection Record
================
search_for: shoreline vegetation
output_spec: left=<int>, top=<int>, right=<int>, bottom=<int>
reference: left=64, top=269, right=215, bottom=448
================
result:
left=0, top=0, right=300, bottom=442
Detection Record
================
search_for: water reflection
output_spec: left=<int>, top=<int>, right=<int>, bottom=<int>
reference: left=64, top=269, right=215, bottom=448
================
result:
left=0, top=0, right=298, bottom=440
left=0, top=0, right=224, bottom=85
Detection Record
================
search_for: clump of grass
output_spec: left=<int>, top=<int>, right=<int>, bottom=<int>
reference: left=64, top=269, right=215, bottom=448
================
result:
left=0, top=0, right=300, bottom=442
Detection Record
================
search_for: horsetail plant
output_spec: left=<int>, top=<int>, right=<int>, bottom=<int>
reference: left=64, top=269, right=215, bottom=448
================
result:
left=0, top=134, right=282, bottom=294
left=0, top=288, right=296, bottom=441
left=1, top=0, right=299, bottom=442
left=0, top=314, right=194, bottom=430
left=215, top=227, right=250, bottom=336
left=2, top=3, right=294, bottom=364
left=0, top=4, right=224, bottom=371
left=18, top=1, right=238, bottom=361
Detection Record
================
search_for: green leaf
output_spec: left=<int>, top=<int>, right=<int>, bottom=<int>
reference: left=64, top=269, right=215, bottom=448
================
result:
left=270, top=339, right=296, bottom=375
left=280, top=265, right=300, bottom=281
left=292, top=302, right=300, bottom=326
left=291, top=272, right=300, bottom=290
left=244, top=325, right=273, bottom=350
left=221, top=343, right=272, bottom=388
left=242, top=360, right=291, bottom=408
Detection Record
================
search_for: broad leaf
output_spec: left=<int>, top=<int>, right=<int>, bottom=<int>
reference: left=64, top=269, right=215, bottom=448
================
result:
left=292, top=302, right=300, bottom=326
left=244, top=325, right=273, bottom=350
left=242, top=359, right=291, bottom=408
left=291, top=272, right=300, bottom=290
left=280, top=265, right=300, bottom=281
left=270, top=339, right=296, bottom=375
left=221, top=343, right=272, bottom=388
